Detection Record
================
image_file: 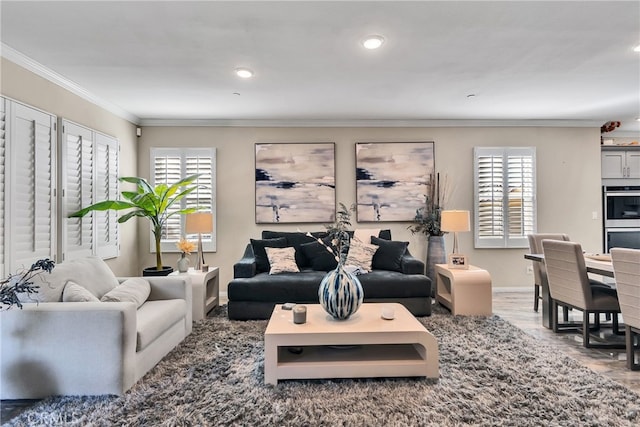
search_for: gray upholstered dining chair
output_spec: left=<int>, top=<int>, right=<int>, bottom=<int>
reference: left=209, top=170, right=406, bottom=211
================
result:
left=542, top=239, right=623, bottom=348
left=528, top=233, right=570, bottom=312
left=611, top=248, right=640, bottom=370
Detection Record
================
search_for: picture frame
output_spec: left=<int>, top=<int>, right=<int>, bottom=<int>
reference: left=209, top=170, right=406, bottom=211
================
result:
left=355, top=141, right=435, bottom=222
left=255, top=142, right=336, bottom=224
left=448, top=254, right=469, bottom=270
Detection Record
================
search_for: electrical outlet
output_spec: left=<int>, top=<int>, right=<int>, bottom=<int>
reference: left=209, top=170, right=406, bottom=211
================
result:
left=592, top=211, right=598, bottom=220
left=526, top=266, right=533, bottom=275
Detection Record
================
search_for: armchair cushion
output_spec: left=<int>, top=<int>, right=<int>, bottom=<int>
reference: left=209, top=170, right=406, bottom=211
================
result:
left=101, top=278, right=151, bottom=308
left=62, top=281, right=100, bottom=302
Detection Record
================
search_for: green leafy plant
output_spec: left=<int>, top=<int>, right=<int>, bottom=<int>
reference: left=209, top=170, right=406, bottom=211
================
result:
left=1, top=259, right=55, bottom=310
left=69, top=175, right=202, bottom=271
left=409, top=173, right=449, bottom=237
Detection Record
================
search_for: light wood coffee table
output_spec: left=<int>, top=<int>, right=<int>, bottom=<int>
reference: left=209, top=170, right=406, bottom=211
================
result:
left=264, top=303, right=439, bottom=385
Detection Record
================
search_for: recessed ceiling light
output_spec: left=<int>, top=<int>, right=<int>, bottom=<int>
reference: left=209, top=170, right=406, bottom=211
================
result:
left=362, top=35, right=384, bottom=50
left=634, top=44, right=640, bottom=52
left=235, top=68, right=253, bottom=78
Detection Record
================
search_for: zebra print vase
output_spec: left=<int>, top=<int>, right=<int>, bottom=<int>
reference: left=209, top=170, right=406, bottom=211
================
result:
left=318, top=264, right=364, bottom=320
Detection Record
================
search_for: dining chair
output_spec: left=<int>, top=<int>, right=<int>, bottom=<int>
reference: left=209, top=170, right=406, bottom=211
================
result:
left=610, top=248, right=640, bottom=370
left=528, top=233, right=570, bottom=314
left=542, top=239, right=623, bottom=348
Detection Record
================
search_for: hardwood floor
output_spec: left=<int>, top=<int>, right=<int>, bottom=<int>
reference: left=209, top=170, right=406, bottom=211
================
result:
left=2, top=290, right=638, bottom=423
left=493, top=289, right=640, bottom=394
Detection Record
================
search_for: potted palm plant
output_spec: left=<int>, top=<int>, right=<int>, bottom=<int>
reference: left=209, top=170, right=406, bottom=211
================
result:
left=69, top=175, right=202, bottom=276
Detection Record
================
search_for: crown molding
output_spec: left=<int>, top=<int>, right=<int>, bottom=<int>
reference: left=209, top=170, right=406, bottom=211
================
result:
left=139, top=118, right=605, bottom=128
left=1, top=43, right=140, bottom=125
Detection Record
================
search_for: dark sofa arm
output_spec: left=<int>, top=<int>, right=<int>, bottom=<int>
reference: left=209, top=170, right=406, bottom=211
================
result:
left=233, top=244, right=257, bottom=278
left=401, top=251, right=425, bottom=275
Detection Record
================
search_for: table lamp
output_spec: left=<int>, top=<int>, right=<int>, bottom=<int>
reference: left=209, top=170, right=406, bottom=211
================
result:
left=441, top=210, right=470, bottom=255
left=185, top=212, right=213, bottom=271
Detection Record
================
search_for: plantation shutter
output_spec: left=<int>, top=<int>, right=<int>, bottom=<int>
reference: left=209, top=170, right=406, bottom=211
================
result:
left=474, top=147, right=536, bottom=248
left=95, top=133, right=119, bottom=259
left=7, top=101, right=57, bottom=271
left=151, top=147, right=216, bottom=252
left=61, top=121, right=94, bottom=260
left=0, top=98, right=5, bottom=278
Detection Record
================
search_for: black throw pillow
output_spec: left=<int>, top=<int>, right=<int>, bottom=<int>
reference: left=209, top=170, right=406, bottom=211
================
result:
left=371, top=236, right=409, bottom=272
left=250, top=237, right=288, bottom=273
left=300, top=239, right=339, bottom=271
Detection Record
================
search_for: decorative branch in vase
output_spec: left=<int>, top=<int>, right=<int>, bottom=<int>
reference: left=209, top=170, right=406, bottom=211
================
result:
left=408, top=173, right=449, bottom=295
left=309, top=202, right=364, bottom=320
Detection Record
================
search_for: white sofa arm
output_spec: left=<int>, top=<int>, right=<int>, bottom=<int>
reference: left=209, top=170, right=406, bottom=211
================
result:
left=0, top=302, right=137, bottom=399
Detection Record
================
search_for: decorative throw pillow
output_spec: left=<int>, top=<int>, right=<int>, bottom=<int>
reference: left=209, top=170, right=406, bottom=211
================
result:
left=62, top=281, right=100, bottom=302
left=250, top=237, right=288, bottom=272
left=101, top=277, right=151, bottom=308
left=300, top=239, right=339, bottom=271
left=345, top=238, right=379, bottom=273
left=265, top=247, right=300, bottom=274
left=262, top=231, right=323, bottom=268
left=371, top=236, right=409, bottom=272
left=353, top=229, right=381, bottom=244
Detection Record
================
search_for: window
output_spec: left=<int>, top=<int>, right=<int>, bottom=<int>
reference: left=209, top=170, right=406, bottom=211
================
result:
left=4, top=98, right=57, bottom=273
left=474, top=147, right=536, bottom=248
left=151, top=147, right=216, bottom=252
left=60, top=120, right=119, bottom=261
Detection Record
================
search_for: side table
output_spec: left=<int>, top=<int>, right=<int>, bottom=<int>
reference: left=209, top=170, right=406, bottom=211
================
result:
left=435, top=264, right=492, bottom=316
left=170, top=267, right=219, bottom=321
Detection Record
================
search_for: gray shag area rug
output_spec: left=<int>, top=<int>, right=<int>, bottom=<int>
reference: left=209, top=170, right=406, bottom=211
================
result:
left=4, top=305, right=640, bottom=427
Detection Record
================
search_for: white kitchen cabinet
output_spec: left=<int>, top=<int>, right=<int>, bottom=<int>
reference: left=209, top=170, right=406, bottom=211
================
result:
left=602, top=148, right=640, bottom=179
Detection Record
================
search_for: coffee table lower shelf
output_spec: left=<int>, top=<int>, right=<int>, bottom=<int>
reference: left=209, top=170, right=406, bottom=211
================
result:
left=274, top=344, right=429, bottom=381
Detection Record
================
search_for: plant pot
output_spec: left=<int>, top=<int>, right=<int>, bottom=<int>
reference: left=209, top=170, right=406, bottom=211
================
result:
left=426, top=235, right=446, bottom=297
left=318, top=264, right=364, bottom=320
left=143, top=266, right=174, bottom=277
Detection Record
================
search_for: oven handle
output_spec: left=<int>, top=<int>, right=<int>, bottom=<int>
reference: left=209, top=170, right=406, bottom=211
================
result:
left=606, top=228, right=640, bottom=232
left=605, top=192, right=640, bottom=197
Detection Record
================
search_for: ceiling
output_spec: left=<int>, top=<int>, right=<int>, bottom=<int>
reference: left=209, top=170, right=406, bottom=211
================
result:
left=1, top=1, right=639, bottom=134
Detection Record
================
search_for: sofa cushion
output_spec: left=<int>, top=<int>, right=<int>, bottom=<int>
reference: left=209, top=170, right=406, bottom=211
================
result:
left=228, top=271, right=328, bottom=302
left=262, top=231, right=329, bottom=268
left=22, top=256, right=119, bottom=303
left=136, top=299, right=187, bottom=351
left=357, top=270, right=431, bottom=299
left=265, top=247, right=300, bottom=274
left=371, top=236, right=409, bottom=273
left=101, top=278, right=151, bottom=308
left=250, top=237, right=288, bottom=273
left=62, top=281, right=100, bottom=302
left=300, top=239, right=339, bottom=271
left=345, top=238, right=379, bottom=272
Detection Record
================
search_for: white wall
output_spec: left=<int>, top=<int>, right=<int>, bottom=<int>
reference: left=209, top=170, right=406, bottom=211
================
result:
left=1, top=58, right=139, bottom=276
left=138, top=126, right=603, bottom=293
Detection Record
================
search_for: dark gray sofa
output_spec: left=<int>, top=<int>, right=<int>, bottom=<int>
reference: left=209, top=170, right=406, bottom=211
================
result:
left=227, top=230, right=432, bottom=320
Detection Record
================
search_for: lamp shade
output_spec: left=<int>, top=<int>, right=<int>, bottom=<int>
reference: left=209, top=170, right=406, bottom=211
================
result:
left=441, top=210, right=470, bottom=233
left=185, top=212, right=213, bottom=234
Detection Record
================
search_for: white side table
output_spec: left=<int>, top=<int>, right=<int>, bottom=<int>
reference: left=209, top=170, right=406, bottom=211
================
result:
left=170, top=267, right=219, bottom=321
left=435, top=264, right=492, bottom=316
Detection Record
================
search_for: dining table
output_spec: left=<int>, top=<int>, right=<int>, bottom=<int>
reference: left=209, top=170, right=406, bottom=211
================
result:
left=524, top=253, right=614, bottom=328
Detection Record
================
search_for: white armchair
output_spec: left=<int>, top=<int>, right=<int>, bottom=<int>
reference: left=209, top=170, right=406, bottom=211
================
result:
left=1, top=258, right=192, bottom=399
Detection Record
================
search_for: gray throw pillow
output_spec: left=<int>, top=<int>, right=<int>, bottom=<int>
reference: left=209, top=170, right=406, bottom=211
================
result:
left=101, top=277, right=151, bottom=308
left=371, top=236, right=409, bottom=272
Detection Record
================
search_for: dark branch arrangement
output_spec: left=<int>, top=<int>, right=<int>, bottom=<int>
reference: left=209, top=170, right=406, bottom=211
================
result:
left=409, top=173, right=449, bottom=237
left=0, top=259, right=55, bottom=310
